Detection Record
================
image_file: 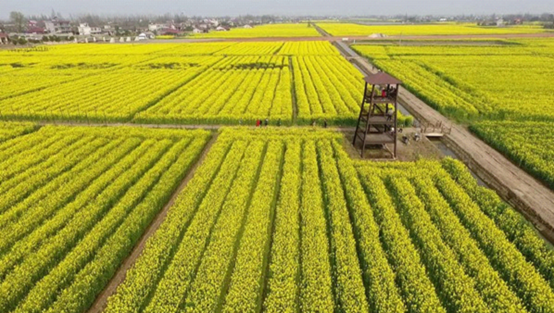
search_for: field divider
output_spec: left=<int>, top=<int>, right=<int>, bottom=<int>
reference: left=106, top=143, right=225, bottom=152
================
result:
left=273, top=42, right=285, bottom=55
left=265, top=61, right=283, bottom=120
left=86, top=131, right=219, bottom=313
left=288, top=56, right=298, bottom=124
left=175, top=141, right=258, bottom=310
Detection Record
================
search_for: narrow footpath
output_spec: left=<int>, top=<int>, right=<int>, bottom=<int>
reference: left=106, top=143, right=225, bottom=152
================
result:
left=86, top=133, right=219, bottom=313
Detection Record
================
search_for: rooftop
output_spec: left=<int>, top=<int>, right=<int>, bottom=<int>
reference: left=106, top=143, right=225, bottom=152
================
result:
left=364, top=72, right=403, bottom=85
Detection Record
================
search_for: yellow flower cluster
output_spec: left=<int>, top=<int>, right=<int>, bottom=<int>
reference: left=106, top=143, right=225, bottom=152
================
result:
left=192, top=23, right=321, bottom=38
left=106, top=128, right=554, bottom=313
left=0, top=124, right=211, bottom=313
left=318, top=22, right=546, bottom=36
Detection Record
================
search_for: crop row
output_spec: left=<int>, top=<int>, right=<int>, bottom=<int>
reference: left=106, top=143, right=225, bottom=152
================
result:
left=0, top=122, right=37, bottom=142
left=317, top=22, right=546, bottom=36
left=0, top=125, right=211, bottom=313
left=191, top=23, right=322, bottom=38
left=293, top=55, right=413, bottom=126
left=4, top=126, right=553, bottom=312
left=352, top=44, right=554, bottom=122
left=107, top=128, right=554, bottom=313
left=352, top=42, right=554, bottom=192
left=135, top=56, right=293, bottom=125
left=0, top=69, right=203, bottom=122
left=357, top=159, right=554, bottom=313
left=1, top=42, right=415, bottom=126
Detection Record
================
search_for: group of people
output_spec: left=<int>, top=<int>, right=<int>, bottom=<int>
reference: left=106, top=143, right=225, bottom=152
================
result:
left=255, top=119, right=269, bottom=127
left=239, top=118, right=329, bottom=128
left=401, top=132, right=421, bottom=145
left=381, top=86, right=398, bottom=98
left=238, top=118, right=282, bottom=127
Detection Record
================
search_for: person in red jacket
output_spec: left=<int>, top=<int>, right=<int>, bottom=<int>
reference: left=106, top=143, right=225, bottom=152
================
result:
left=256, top=119, right=261, bottom=127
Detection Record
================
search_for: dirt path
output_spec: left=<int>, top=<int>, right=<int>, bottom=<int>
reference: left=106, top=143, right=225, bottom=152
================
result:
left=35, top=120, right=363, bottom=131
left=312, top=23, right=332, bottom=37
left=86, top=132, right=219, bottom=313
left=146, top=32, right=554, bottom=43
left=336, top=43, right=554, bottom=242
left=37, top=121, right=223, bottom=129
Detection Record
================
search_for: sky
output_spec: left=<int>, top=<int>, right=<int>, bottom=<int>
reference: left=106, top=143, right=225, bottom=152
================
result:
left=0, top=0, right=552, bottom=19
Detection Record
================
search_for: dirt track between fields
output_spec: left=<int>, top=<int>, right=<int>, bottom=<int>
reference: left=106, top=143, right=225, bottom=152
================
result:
left=86, top=132, right=219, bottom=313
left=148, top=32, right=554, bottom=43
left=333, top=40, right=554, bottom=243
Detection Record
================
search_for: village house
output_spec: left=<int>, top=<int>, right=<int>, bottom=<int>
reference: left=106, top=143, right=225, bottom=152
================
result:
left=148, top=23, right=167, bottom=32
left=78, top=23, right=91, bottom=36
left=27, top=26, right=46, bottom=34
left=0, top=33, right=9, bottom=44
left=44, top=19, right=72, bottom=34
left=26, top=20, right=46, bottom=34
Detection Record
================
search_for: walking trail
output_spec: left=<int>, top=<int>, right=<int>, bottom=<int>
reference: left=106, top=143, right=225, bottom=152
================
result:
left=86, top=132, right=219, bottom=313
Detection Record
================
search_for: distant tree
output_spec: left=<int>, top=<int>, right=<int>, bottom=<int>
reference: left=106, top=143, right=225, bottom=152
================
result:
left=10, top=11, right=25, bottom=33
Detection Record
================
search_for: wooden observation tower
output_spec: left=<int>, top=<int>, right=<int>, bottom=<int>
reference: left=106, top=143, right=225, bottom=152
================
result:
left=353, top=72, right=403, bottom=158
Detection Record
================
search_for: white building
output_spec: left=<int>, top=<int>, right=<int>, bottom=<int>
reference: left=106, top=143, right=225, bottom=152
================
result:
left=91, top=27, right=103, bottom=34
left=216, top=26, right=228, bottom=31
left=148, top=23, right=167, bottom=32
left=244, top=25, right=253, bottom=29
left=78, top=23, right=92, bottom=36
left=44, top=19, right=72, bottom=34
left=136, top=33, right=148, bottom=40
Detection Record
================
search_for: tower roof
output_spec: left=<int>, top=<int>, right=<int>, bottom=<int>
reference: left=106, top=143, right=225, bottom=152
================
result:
left=364, top=72, right=402, bottom=85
